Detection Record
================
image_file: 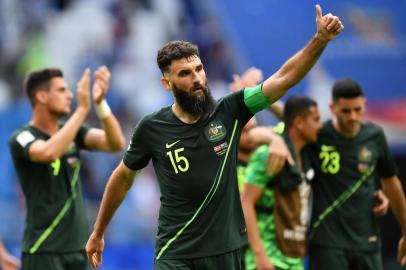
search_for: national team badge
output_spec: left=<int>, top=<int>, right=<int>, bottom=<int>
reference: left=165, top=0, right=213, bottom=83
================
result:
left=358, top=146, right=372, bottom=162
left=358, top=146, right=372, bottom=173
left=204, top=121, right=226, bottom=142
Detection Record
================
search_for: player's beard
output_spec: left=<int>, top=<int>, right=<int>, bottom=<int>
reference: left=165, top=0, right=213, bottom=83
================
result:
left=172, top=82, right=215, bottom=117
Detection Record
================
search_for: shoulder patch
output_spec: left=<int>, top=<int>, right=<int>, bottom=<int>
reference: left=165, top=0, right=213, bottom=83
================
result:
left=16, top=131, right=35, bottom=147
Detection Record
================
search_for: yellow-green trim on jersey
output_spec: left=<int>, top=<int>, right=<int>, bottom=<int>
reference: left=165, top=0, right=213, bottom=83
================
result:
left=156, top=120, right=240, bottom=259
left=123, top=90, right=254, bottom=259
left=8, top=124, right=90, bottom=253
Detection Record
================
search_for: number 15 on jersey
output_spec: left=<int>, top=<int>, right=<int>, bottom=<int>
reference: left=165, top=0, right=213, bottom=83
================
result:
left=166, top=148, right=190, bottom=174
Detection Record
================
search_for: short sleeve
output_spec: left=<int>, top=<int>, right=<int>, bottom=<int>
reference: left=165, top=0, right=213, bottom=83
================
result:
left=75, top=123, right=91, bottom=150
left=376, top=129, right=398, bottom=178
left=221, top=90, right=254, bottom=125
left=8, top=130, right=37, bottom=160
left=243, top=84, right=271, bottom=114
left=245, top=144, right=273, bottom=188
left=123, top=116, right=152, bottom=170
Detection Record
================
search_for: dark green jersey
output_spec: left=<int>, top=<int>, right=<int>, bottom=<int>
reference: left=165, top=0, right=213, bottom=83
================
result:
left=308, top=120, right=398, bottom=251
left=123, top=86, right=270, bottom=260
left=8, top=124, right=90, bottom=253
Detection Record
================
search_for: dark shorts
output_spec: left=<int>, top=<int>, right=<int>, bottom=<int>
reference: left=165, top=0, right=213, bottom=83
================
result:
left=22, top=250, right=89, bottom=270
left=154, top=248, right=243, bottom=270
left=309, top=246, right=382, bottom=270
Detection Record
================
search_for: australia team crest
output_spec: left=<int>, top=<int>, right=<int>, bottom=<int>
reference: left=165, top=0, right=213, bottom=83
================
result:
left=204, top=121, right=227, bottom=142
left=358, top=145, right=373, bottom=173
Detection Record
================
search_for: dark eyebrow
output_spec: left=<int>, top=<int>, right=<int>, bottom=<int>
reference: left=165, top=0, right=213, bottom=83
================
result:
left=178, top=69, right=190, bottom=76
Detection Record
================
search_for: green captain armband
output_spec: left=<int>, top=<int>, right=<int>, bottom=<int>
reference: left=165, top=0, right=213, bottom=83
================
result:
left=243, top=84, right=271, bottom=114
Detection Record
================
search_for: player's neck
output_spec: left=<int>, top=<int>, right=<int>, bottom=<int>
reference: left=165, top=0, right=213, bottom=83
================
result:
left=288, top=130, right=306, bottom=171
left=332, top=119, right=359, bottom=138
left=288, top=129, right=306, bottom=157
left=172, top=103, right=200, bottom=124
left=288, top=129, right=306, bottom=153
left=31, top=108, right=60, bottom=135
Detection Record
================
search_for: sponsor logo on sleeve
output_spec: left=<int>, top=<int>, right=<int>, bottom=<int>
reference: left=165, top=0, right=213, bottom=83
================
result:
left=16, top=131, right=35, bottom=147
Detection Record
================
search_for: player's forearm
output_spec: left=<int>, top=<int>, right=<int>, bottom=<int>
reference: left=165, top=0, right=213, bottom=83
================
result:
left=262, top=33, right=328, bottom=103
left=93, top=163, right=138, bottom=237
left=267, top=101, right=284, bottom=120
left=31, top=107, right=89, bottom=162
left=248, top=126, right=284, bottom=147
left=47, top=107, right=89, bottom=154
left=242, top=201, right=267, bottom=256
left=382, top=177, right=406, bottom=234
left=100, top=115, right=126, bottom=151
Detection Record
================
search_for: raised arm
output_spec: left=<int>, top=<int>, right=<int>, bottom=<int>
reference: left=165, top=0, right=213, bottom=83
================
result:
left=262, top=5, right=343, bottom=103
left=229, top=67, right=264, bottom=92
left=84, top=66, right=125, bottom=152
left=86, top=161, right=139, bottom=269
left=381, top=175, right=406, bottom=266
left=29, top=69, right=91, bottom=163
left=268, top=101, right=284, bottom=120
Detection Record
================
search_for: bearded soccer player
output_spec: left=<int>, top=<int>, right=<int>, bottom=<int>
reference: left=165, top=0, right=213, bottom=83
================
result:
left=86, top=5, right=343, bottom=269
left=8, top=67, right=125, bottom=270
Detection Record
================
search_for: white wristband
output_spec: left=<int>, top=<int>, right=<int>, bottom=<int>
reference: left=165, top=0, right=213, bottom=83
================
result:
left=95, top=99, right=112, bottom=119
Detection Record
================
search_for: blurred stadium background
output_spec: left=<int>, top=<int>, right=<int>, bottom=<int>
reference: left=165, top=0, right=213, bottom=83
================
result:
left=0, top=0, right=405, bottom=269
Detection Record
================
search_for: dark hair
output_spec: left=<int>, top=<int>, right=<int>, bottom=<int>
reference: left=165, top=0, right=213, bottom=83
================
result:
left=24, top=68, right=63, bottom=106
left=283, top=95, right=317, bottom=129
left=157, top=40, right=200, bottom=74
left=332, top=78, right=364, bottom=101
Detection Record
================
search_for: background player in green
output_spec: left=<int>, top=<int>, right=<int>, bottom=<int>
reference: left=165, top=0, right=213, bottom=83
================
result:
left=0, top=238, right=20, bottom=270
left=242, top=96, right=321, bottom=270
left=308, top=79, right=406, bottom=269
left=229, top=67, right=285, bottom=193
left=8, top=66, right=125, bottom=270
left=85, top=5, right=344, bottom=269
left=230, top=67, right=286, bottom=270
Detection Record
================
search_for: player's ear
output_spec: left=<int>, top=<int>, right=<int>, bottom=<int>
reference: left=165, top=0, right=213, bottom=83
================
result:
left=298, top=118, right=305, bottom=130
left=161, top=76, right=172, bottom=91
left=35, top=90, right=48, bottom=104
left=329, top=102, right=335, bottom=115
left=294, top=116, right=304, bottom=130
